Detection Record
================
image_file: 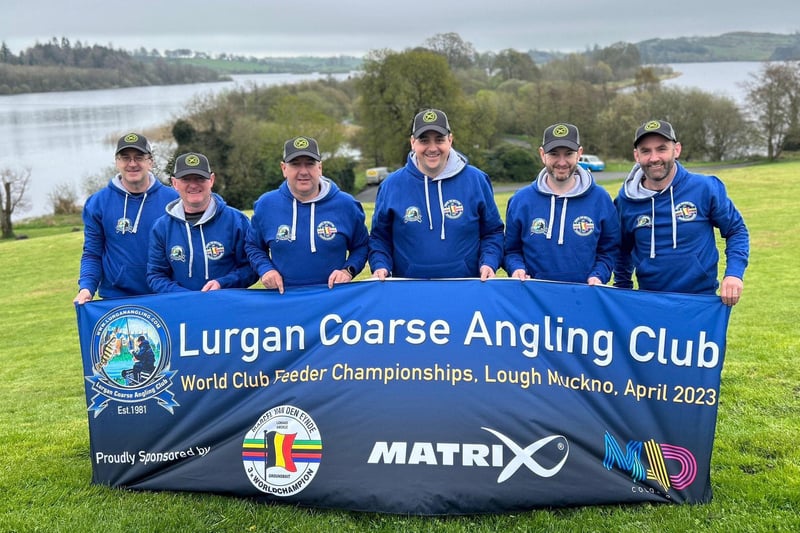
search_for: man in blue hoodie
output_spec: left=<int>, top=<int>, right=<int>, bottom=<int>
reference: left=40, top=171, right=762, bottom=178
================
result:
left=147, top=152, right=257, bottom=292
left=369, top=109, right=504, bottom=280
left=245, top=136, right=369, bottom=294
left=74, top=133, right=179, bottom=304
left=504, top=123, right=619, bottom=284
left=613, top=120, right=749, bottom=306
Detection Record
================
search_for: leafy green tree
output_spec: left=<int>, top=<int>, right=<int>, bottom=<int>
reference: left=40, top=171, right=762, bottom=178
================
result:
left=484, top=144, right=538, bottom=182
left=492, top=49, right=540, bottom=83
left=355, top=48, right=464, bottom=168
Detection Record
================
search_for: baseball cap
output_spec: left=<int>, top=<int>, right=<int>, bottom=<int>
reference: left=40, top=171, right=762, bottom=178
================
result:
left=634, top=120, right=677, bottom=147
left=283, top=136, right=322, bottom=162
left=412, top=109, right=451, bottom=138
left=173, top=152, right=212, bottom=179
left=116, top=132, right=152, bottom=154
left=542, top=123, right=581, bottom=152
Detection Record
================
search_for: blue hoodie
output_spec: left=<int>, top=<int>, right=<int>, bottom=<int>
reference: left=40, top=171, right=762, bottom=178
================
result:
left=504, top=166, right=620, bottom=283
left=613, top=161, right=749, bottom=294
left=245, top=177, right=369, bottom=287
left=147, top=193, right=257, bottom=292
left=369, top=149, right=504, bottom=278
left=78, top=173, right=179, bottom=299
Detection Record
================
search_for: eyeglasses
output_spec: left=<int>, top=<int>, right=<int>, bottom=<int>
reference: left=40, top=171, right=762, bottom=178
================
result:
left=116, top=154, right=151, bottom=163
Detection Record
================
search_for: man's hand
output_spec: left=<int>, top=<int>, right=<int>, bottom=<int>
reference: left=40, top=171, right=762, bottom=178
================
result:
left=74, top=288, right=93, bottom=305
left=720, top=276, right=743, bottom=306
left=260, top=270, right=285, bottom=294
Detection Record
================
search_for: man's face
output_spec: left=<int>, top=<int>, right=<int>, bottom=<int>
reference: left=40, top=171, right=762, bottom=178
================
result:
left=410, top=131, right=452, bottom=178
left=539, top=146, right=582, bottom=182
left=115, top=148, right=153, bottom=192
left=171, top=173, right=214, bottom=213
left=634, top=135, right=682, bottom=188
left=281, top=156, right=322, bottom=201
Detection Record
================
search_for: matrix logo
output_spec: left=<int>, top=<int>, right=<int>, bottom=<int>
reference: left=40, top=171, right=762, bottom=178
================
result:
left=367, top=428, right=569, bottom=483
left=602, top=431, right=697, bottom=492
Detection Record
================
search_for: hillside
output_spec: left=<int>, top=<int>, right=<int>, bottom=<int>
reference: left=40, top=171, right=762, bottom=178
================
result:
left=636, top=31, right=800, bottom=63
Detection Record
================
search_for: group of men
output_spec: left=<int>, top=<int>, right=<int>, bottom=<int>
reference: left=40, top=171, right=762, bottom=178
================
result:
left=73, top=110, right=749, bottom=308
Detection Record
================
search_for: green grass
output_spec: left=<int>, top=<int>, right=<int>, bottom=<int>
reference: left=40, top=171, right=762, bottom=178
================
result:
left=1, top=162, right=798, bottom=532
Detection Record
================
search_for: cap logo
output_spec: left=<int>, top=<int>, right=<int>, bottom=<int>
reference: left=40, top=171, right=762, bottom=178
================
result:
left=422, top=111, right=438, bottom=123
left=185, top=155, right=200, bottom=167
left=124, top=133, right=139, bottom=143
left=644, top=121, right=662, bottom=132
left=294, top=138, right=310, bottom=149
left=552, top=125, right=570, bottom=138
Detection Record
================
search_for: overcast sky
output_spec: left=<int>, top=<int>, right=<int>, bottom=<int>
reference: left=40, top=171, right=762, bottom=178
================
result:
left=3, top=0, right=798, bottom=57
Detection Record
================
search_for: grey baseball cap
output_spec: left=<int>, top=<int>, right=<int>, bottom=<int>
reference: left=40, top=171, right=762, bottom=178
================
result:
left=542, top=123, right=581, bottom=152
left=634, top=120, right=678, bottom=147
left=283, top=136, right=322, bottom=162
left=116, top=132, right=152, bottom=154
left=412, top=109, right=451, bottom=138
left=173, top=152, right=212, bottom=179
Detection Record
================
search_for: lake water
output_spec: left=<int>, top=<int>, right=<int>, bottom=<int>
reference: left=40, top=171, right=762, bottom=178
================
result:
left=0, top=72, right=355, bottom=220
left=662, top=61, right=764, bottom=104
left=1, top=63, right=764, bottom=220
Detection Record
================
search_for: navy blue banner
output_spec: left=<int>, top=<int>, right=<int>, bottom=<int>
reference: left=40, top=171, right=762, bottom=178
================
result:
left=76, top=280, right=730, bottom=515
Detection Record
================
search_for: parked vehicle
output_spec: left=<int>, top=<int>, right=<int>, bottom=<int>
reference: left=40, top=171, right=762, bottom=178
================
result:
left=365, top=167, right=390, bottom=185
left=578, top=154, right=605, bottom=172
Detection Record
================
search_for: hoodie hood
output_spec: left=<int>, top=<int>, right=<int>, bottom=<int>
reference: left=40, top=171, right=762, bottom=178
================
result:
left=406, top=149, right=469, bottom=241
left=108, top=172, right=160, bottom=234
left=409, top=148, right=468, bottom=182
left=278, top=176, right=339, bottom=253
left=618, top=162, right=690, bottom=259
left=160, top=193, right=227, bottom=282
left=532, top=165, right=595, bottom=245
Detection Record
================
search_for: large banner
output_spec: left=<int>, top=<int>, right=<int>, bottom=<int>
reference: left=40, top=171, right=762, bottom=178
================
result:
left=76, top=279, right=730, bottom=515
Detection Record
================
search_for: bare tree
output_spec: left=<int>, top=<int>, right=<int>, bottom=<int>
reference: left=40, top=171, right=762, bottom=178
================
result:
left=422, top=33, right=477, bottom=70
left=1, top=166, right=32, bottom=239
left=743, top=62, right=800, bottom=160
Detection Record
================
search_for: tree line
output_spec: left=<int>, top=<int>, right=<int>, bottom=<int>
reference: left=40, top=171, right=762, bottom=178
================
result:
left=0, top=38, right=224, bottom=94
left=3, top=33, right=799, bottom=236
left=163, top=33, right=799, bottom=213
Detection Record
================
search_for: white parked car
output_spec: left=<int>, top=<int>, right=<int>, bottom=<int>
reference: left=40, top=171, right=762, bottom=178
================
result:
left=365, top=167, right=390, bottom=185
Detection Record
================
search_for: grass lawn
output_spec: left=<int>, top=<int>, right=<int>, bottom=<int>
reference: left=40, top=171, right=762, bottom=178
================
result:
left=1, top=162, right=798, bottom=532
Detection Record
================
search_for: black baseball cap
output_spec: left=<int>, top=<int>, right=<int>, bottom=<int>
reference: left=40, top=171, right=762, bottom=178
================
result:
left=634, top=120, right=678, bottom=147
left=412, top=109, right=451, bottom=138
left=542, top=123, right=581, bottom=152
left=283, top=136, right=322, bottom=162
left=116, top=133, right=152, bottom=154
left=173, top=152, right=212, bottom=179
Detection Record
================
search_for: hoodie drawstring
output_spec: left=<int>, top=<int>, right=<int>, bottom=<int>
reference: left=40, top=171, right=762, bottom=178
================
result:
left=199, top=224, right=209, bottom=280
left=309, top=202, right=317, bottom=253
left=423, top=177, right=446, bottom=240
left=669, top=186, right=677, bottom=249
left=183, top=222, right=194, bottom=278
left=545, top=195, right=555, bottom=240
left=558, top=197, right=568, bottom=245
left=183, top=221, right=210, bottom=280
left=649, top=198, right=656, bottom=259
left=130, top=192, right=147, bottom=234
left=544, top=195, right=568, bottom=245
left=437, top=180, right=446, bottom=240
left=424, top=177, right=433, bottom=231
left=649, top=186, right=678, bottom=259
left=290, top=198, right=298, bottom=242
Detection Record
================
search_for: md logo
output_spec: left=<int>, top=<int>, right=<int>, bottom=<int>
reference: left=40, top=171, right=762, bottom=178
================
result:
left=603, top=431, right=697, bottom=492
